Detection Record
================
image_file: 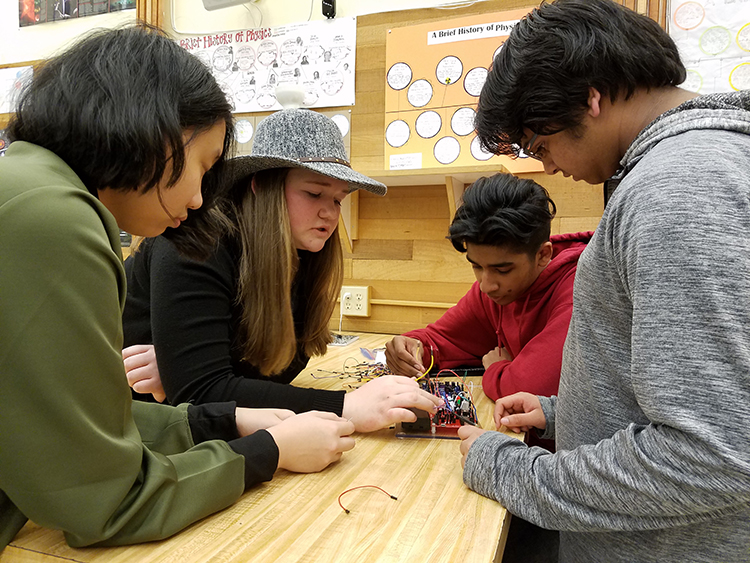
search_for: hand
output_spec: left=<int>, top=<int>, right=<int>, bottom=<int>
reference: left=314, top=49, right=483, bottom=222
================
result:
left=122, top=344, right=166, bottom=403
left=235, top=407, right=296, bottom=436
left=493, top=392, right=546, bottom=433
left=266, top=411, right=356, bottom=473
left=342, top=375, right=444, bottom=433
left=458, top=425, right=487, bottom=468
left=483, top=346, right=510, bottom=369
left=385, top=336, right=424, bottom=377
left=498, top=346, right=513, bottom=362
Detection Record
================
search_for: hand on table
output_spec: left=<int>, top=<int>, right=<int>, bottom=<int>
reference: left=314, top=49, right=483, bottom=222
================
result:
left=342, top=375, right=444, bottom=433
left=122, top=344, right=166, bottom=403
left=494, top=392, right=546, bottom=433
left=266, top=411, right=356, bottom=473
left=458, top=425, right=487, bottom=468
left=384, top=336, right=424, bottom=377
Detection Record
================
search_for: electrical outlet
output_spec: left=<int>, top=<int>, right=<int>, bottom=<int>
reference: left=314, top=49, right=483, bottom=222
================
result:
left=340, top=285, right=370, bottom=317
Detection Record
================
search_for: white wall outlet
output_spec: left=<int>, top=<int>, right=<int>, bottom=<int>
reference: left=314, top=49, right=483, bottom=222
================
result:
left=340, top=285, right=371, bottom=317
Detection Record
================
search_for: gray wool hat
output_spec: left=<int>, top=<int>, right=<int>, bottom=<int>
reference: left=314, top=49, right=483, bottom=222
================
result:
left=227, top=109, right=387, bottom=196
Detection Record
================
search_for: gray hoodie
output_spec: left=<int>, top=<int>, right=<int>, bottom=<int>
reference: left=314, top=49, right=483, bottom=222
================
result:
left=463, top=91, right=750, bottom=563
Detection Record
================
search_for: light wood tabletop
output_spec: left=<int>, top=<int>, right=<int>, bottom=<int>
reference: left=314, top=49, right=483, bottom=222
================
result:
left=2, top=333, right=521, bottom=563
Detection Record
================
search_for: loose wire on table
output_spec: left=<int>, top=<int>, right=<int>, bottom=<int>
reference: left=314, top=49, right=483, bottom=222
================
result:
left=338, top=485, right=397, bottom=514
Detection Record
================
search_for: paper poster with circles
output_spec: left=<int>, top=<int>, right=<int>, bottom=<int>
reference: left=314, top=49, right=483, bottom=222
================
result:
left=384, top=9, right=542, bottom=173
left=177, top=17, right=356, bottom=113
left=234, top=110, right=352, bottom=157
left=670, top=0, right=750, bottom=93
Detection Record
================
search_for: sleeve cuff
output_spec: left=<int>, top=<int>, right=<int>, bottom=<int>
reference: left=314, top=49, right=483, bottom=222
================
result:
left=228, top=429, right=279, bottom=489
left=537, top=395, right=557, bottom=441
left=309, top=389, right=346, bottom=416
left=187, top=402, right=240, bottom=444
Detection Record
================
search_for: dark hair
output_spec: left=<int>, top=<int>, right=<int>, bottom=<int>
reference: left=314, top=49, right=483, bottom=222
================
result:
left=448, top=173, right=556, bottom=256
left=8, top=23, right=234, bottom=197
left=475, top=0, right=686, bottom=156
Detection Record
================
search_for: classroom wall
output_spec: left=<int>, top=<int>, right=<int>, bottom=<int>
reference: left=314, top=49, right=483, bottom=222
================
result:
left=328, top=1, right=603, bottom=335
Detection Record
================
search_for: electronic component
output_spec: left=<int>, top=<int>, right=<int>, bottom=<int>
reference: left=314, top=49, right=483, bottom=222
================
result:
left=396, top=377, right=479, bottom=439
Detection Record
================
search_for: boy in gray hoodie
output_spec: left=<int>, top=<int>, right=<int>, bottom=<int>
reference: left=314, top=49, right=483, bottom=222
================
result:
left=460, top=1, right=750, bottom=562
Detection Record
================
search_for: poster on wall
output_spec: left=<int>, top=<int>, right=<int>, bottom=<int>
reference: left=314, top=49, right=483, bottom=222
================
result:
left=178, top=17, right=356, bottom=113
left=19, top=0, right=135, bottom=27
left=670, top=0, right=750, bottom=93
left=0, top=66, right=32, bottom=114
left=384, top=9, right=543, bottom=173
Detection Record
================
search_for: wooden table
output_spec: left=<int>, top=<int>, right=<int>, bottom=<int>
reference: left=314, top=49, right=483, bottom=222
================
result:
left=3, top=333, right=521, bottom=563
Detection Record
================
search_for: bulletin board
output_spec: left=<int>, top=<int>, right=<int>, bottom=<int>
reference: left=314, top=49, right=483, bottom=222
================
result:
left=670, top=0, right=750, bottom=93
left=383, top=9, right=543, bottom=173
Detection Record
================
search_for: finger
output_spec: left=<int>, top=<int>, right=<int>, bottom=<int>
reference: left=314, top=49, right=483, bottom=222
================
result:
left=305, top=411, right=344, bottom=421
left=125, top=365, right=151, bottom=386
left=132, top=378, right=159, bottom=394
left=122, top=344, right=151, bottom=360
left=339, top=419, right=356, bottom=435
left=339, top=436, right=356, bottom=452
left=457, top=425, right=475, bottom=441
left=153, top=391, right=167, bottom=403
left=399, top=390, right=442, bottom=411
left=499, top=412, right=535, bottom=431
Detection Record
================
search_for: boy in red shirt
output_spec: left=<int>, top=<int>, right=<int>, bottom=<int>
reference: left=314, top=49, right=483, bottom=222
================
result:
left=386, top=173, right=591, bottom=406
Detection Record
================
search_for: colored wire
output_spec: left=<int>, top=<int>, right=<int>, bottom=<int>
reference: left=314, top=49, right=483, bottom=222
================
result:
left=415, top=347, right=435, bottom=381
left=338, top=485, right=397, bottom=514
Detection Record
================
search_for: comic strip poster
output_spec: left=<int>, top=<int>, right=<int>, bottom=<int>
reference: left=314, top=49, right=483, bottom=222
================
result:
left=670, top=0, right=750, bottom=93
left=384, top=9, right=543, bottom=173
left=178, top=17, right=356, bottom=113
left=19, top=0, right=135, bottom=27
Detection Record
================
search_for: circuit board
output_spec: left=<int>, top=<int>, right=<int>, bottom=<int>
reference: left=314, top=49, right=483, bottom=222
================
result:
left=396, top=376, right=479, bottom=440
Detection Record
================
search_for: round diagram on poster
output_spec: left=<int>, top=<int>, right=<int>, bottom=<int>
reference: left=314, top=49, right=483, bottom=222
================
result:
left=415, top=110, right=442, bottom=139
left=434, top=136, right=461, bottom=165
left=213, top=45, right=233, bottom=71
left=195, top=51, right=211, bottom=68
left=236, top=46, right=255, bottom=71
left=331, top=35, right=351, bottom=59
left=235, top=119, right=254, bottom=144
left=681, top=69, right=703, bottom=93
left=280, top=38, right=303, bottom=66
left=256, top=85, right=277, bottom=109
left=464, top=67, right=488, bottom=97
left=387, top=62, right=412, bottom=91
left=386, top=119, right=411, bottom=148
left=321, top=69, right=344, bottom=96
left=257, top=40, right=279, bottom=66
left=470, top=135, right=494, bottom=161
left=451, top=107, right=476, bottom=136
left=236, top=87, right=256, bottom=104
left=700, top=26, right=731, bottom=56
left=436, top=55, right=463, bottom=85
left=331, top=113, right=350, bottom=137
left=737, top=23, right=750, bottom=52
left=407, top=79, right=433, bottom=107
left=673, top=1, right=705, bottom=31
left=729, top=62, right=750, bottom=91
left=302, top=81, right=319, bottom=106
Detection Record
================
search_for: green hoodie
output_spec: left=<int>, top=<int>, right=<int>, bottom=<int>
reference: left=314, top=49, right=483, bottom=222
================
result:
left=0, top=142, right=247, bottom=550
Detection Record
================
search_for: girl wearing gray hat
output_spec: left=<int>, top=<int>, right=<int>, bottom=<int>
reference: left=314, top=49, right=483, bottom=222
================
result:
left=121, top=109, right=442, bottom=480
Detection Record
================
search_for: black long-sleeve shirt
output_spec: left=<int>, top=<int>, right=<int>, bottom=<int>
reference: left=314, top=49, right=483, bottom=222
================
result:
left=123, top=236, right=345, bottom=415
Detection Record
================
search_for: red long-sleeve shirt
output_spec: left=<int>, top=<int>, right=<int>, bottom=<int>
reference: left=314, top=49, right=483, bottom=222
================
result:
left=405, top=232, right=592, bottom=402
